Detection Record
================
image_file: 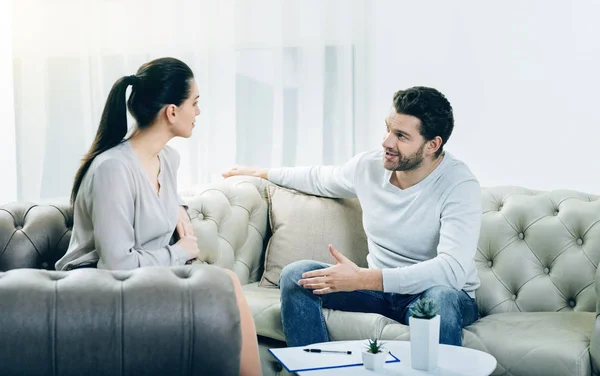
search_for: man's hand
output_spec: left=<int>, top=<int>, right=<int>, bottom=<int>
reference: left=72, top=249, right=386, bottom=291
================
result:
left=222, top=165, right=269, bottom=180
left=298, top=245, right=364, bottom=294
left=176, top=206, right=194, bottom=238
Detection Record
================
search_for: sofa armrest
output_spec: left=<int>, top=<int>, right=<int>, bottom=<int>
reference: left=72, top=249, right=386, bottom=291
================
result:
left=0, top=265, right=241, bottom=376
left=591, top=267, right=600, bottom=373
left=180, top=176, right=271, bottom=285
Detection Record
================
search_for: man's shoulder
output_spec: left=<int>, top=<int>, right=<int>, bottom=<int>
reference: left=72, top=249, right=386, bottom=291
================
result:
left=439, top=152, right=479, bottom=186
left=435, top=152, right=482, bottom=206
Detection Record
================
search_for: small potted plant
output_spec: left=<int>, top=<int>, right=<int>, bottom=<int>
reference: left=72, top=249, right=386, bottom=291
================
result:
left=362, top=338, right=387, bottom=371
left=409, top=297, right=440, bottom=371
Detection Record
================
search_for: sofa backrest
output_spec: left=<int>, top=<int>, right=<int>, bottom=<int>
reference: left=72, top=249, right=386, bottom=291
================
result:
left=476, top=186, right=600, bottom=315
left=0, top=201, right=72, bottom=271
left=0, top=176, right=271, bottom=283
left=2, top=177, right=600, bottom=316
left=179, top=176, right=271, bottom=284
left=184, top=178, right=600, bottom=315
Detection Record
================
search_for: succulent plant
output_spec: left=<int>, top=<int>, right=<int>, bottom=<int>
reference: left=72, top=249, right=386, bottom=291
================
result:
left=409, top=298, right=440, bottom=320
left=365, top=338, right=386, bottom=354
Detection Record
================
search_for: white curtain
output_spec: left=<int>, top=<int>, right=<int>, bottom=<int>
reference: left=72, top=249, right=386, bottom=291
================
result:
left=9, top=0, right=372, bottom=201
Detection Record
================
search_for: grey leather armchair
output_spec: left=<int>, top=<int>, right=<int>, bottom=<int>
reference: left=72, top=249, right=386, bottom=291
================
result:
left=0, top=202, right=241, bottom=376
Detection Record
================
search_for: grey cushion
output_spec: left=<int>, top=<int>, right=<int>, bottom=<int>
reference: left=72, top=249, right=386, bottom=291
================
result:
left=259, top=185, right=368, bottom=287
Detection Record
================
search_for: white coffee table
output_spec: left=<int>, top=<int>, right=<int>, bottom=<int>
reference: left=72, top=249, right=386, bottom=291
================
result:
left=295, top=340, right=496, bottom=376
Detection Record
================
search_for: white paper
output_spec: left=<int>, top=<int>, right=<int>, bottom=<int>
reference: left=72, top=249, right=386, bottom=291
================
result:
left=269, top=340, right=400, bottom=372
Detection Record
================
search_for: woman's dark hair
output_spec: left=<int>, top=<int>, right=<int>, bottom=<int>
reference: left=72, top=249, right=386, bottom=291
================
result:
left=71, top=57, right=194, bottom=204
left=393, top=86, right=454, bottom=158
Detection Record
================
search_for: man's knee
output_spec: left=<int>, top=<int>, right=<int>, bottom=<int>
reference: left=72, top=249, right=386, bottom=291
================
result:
left=279, top=260, right=325, bottom=290
left=420, top=285, right=462, bottom=311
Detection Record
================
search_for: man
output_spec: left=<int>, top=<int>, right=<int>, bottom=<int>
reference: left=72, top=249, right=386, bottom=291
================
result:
left=222, top=86, right=481, bottom=347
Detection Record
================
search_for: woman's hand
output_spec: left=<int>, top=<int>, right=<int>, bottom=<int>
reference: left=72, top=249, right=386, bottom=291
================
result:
left=176, top=206, right=194, bottom=238
left=176, top=206, right=199, bottom=261
left=176, top=235, right=200, bottom=260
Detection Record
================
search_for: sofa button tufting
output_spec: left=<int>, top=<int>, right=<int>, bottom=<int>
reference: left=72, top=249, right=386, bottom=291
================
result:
left=518, top=232, right=524, bottom=240
left=554, top=210, right=559, bottom=216
left=487, top=260, right=493, bottom=267
left=15, top=225, right=22, bottom=230
left=41, top=262, right=49, bottom=269
left=576, top=238, right=583, bottom=246
left=544, top=267, right=549, bottom=274
left=568, top=300, right=576, bottom=307
left=511, top=295, right=517, bottom=301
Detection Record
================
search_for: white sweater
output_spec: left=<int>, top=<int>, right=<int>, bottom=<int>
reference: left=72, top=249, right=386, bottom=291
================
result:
left=268, top=150, right=482, bottom=297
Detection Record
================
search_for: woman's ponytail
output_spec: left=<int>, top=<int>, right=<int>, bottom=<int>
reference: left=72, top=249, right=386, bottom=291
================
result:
left=70, top=75, right=136, bottom=205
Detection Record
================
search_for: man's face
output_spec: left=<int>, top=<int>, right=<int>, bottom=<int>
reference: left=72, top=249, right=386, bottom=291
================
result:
left=381, top=110, right=426, bottom=172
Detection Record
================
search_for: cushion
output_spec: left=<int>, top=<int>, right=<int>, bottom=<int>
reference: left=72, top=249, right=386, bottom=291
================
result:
left=259, top=185, right=369, bottom=287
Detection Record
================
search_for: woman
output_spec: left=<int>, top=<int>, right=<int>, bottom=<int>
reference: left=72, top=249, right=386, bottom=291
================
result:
left=55, top=57, right=261, bottom=376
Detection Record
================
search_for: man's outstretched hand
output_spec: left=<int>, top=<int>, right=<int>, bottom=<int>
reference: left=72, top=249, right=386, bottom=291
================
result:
left=222, top=166, right=269, bottom=179
left=298, top=245, right=364, bottom=294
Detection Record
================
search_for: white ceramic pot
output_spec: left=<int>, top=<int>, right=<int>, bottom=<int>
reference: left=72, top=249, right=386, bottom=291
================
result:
left=362, top=351, right=387, bottom=371
left=409, top=314, right=441, bottom=371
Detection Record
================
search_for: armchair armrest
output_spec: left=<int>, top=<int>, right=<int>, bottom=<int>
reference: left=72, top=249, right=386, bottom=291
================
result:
left=0, top=265, right=241, bottom=376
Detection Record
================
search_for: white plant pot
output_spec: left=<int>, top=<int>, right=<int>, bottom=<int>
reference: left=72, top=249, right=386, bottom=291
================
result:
left=409, top=314, right=440, bottom=371
left=362, top=351, right=387, bottom=371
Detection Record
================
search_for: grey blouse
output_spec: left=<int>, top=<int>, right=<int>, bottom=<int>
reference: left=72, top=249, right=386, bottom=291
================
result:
left=55, top=140, right=189, bottom=270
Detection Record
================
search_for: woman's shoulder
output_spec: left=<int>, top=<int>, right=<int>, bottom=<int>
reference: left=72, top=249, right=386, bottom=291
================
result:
left=88, top=142, right=135, bottom=179
left=160, top=144, right=181, bottom=168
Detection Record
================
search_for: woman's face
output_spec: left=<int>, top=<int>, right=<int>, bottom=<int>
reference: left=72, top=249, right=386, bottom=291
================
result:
left=171, top=79, right=200, bottom=138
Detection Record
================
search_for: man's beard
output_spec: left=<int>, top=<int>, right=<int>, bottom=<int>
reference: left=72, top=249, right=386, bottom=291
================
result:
left=383, top=143, right=425, bottom=172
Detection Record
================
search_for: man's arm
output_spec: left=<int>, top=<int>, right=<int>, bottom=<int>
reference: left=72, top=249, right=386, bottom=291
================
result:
left=381, top=180, right=482, bottom=294
left=223, top=152, right=366, bottom=198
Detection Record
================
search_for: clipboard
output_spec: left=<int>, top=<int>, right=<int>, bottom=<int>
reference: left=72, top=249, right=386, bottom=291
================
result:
left=268, top=340, right=400, bottom=373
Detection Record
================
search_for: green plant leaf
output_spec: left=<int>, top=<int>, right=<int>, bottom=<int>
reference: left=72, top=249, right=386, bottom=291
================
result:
left=365, top=338, right=386, bottom=354
left=408, top=298, right=440, bottom=319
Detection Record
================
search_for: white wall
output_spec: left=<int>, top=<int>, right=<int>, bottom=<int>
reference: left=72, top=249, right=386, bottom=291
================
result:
left=368, top=0, right=600, bottom=193
left=0, top=0, right=17, bottom=203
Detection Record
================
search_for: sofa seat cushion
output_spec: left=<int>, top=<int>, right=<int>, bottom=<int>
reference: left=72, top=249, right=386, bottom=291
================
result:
left=243, top=283, right=285, bottom=341
left=464, top=312, right=593, bottom=376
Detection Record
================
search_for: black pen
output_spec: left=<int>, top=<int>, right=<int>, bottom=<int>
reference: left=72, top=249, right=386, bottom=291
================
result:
left=303, top=348, right=352, bottom=354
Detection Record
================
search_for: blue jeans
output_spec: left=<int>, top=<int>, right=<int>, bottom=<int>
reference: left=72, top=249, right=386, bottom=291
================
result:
left=280, top=260, right=479, bottom=347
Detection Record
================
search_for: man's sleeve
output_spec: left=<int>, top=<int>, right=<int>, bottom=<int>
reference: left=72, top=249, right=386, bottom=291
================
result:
left=267, top=152, right=366, bottom=198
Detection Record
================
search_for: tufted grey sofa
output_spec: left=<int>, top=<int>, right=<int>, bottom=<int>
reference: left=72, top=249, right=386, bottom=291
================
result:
left=0, top=202, right=242, bottom=375
left=3, top=176, right=600, bottom=376
left=178, top=177, right=600, bottom=376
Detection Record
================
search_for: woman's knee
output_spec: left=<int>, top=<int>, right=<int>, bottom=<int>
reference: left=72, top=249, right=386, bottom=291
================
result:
left=222, top=269, right=246, bottom=305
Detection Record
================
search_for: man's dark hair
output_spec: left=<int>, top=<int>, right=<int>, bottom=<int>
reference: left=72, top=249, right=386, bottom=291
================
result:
left=393, top=86, right=454, bottom=158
